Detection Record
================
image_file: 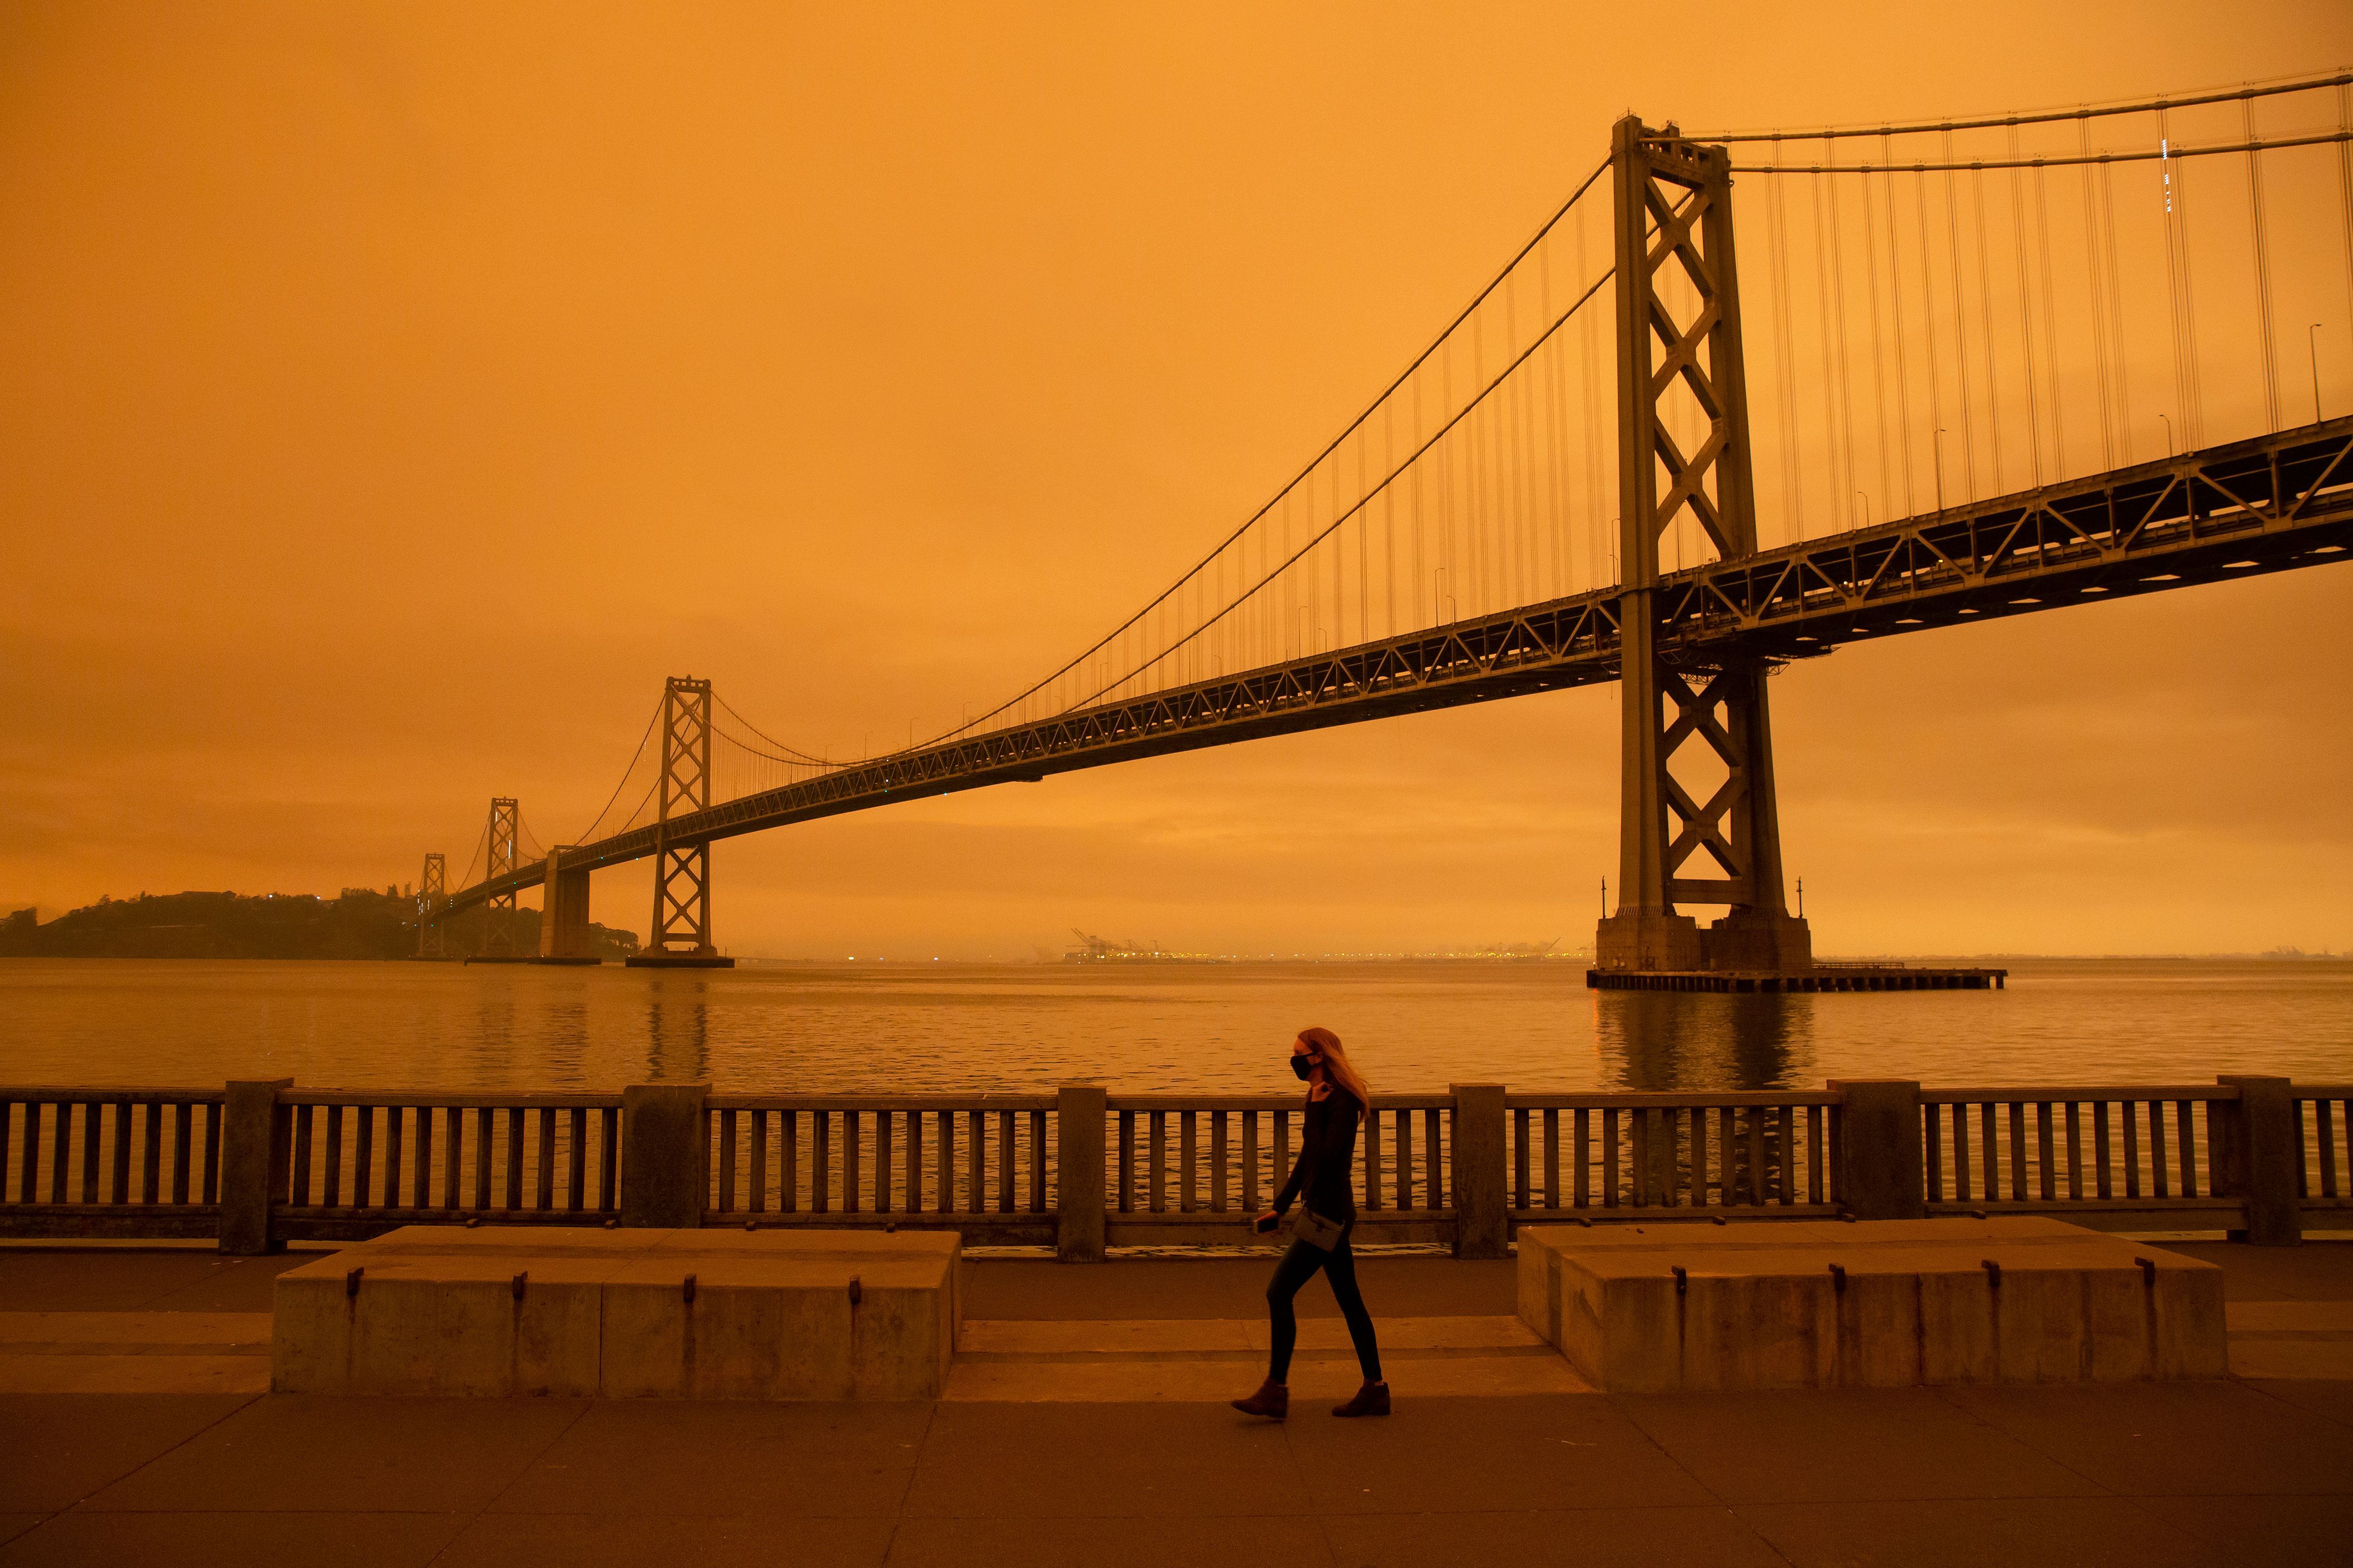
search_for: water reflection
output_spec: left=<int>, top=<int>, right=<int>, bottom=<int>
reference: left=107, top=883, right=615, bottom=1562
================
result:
left=644, top=978, right=711, bottom=1082
left=1, top=958, right=2343, bottom=1094
left=1593, top=992, right=1817, bottom=1091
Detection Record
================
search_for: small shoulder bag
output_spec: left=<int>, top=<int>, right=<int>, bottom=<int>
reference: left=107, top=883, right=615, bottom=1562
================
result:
left=1291, top=1208, right=1345, bottom=1251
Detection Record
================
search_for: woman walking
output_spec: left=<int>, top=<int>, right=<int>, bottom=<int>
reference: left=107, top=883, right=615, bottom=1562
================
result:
left=1231, top=1026, right=1388, bottom=1420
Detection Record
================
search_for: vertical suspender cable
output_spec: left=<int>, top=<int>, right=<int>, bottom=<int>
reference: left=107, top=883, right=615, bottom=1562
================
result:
left=1943, top=132, right=1979, bottom=501
left=2160, top=107, right=2206, bottom=447
left=1383, top=402, right=1398, bottom=634
left=1541, top=251, right=1569, bottom=596
left=1506, top=268, right=1532, bottom=599
left=1824, top=145, right=1861, bottom=526
left=1914, top=174, right=1947, bottom=509
left=2007, top=126, right=2045, bottom=485
left=2033, top=160, right=2064, bottom=478
left=1862, top=164, right=1897, bottom=517
left=2098, top=155, right=2135, bottom=463
left=1769, top=144, right=1807, bottom=541
left=1883, top=137, right=1917, bottom=516
left=1591, top=201, right=1609, bottom=579
left=2340, top=84, right=2353, bottom=403
left=1970, top=162, right=2006, bottom=494
left=1411, top=377, right=1427, bottom=627
left=2243, top=95, right=2281, bottom=432
left=1810, top=165, right=1844, bottom=531
left=2077, top=119, right=2115, bottom=469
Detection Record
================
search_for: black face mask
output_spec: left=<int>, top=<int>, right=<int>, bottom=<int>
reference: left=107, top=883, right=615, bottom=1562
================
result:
left=1290, top=1055, right=1317, bottom=1081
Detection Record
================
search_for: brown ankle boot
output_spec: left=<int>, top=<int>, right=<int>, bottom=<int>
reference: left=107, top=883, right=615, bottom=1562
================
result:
left=1332, top=1381, right=1390, bottom=1417
left=1230, top=1379, right=1289, bottom=1420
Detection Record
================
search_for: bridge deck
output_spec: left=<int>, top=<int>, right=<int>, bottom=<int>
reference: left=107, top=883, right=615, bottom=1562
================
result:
left=446, top=418, right=2353, bottom=914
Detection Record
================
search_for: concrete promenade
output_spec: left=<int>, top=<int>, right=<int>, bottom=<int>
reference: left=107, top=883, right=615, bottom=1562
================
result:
left=1, top=1240, right=2349, bottom=1565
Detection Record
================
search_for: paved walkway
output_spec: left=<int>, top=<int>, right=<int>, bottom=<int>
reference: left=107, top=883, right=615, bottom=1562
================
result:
left=1, top=1240, right=2348, bottom=1565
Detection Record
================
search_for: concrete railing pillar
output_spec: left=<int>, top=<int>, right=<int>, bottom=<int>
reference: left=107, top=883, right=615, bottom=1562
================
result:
left=1055, top=1084, right=1107, bottom=1263
left=2215, top=1075, right=2303, bottom=1246
left=1449, top=1083, right=1508, bottom=1259
left=1831, top=1080, right=1924, bottom=1220
left=217, top=1078, right=292, bottom=1255
left=620, top=1083, right=708, bottom=1227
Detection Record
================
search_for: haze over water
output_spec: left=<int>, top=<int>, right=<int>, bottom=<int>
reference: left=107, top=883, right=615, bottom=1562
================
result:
left=3, top=958, right=2345, bottom=1095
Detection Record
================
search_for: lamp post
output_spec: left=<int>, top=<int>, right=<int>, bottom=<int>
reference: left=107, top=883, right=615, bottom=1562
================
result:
left=2159, top=413, right=2175, bottom=457
left=1856, top=490, right=1873, bottom=528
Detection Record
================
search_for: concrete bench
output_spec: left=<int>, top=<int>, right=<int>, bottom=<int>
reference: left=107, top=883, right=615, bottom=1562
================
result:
left=1517, top=1216, right=2224, bottom=1392
left=272, top=1226, right=960, bottom=1399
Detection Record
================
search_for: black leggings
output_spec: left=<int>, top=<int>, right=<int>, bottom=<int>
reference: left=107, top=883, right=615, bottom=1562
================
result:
left=1266, top=1228, right=1382, bottom=1384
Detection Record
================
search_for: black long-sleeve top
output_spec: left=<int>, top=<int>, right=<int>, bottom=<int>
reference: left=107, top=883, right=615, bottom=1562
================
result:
left=1273, top=1085, right=1362, bottom=1225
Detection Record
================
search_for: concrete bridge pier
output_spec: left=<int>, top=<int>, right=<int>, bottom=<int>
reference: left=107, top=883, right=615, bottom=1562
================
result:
left=536, top=845, right=597, bottom=963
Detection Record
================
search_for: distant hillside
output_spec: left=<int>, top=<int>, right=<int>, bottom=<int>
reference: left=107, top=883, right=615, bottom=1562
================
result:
left=0, top=890, right=638, bottom=961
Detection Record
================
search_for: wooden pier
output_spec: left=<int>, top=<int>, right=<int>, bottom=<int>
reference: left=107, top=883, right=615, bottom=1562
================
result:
left=1585, top=965, right=2007, bottom=993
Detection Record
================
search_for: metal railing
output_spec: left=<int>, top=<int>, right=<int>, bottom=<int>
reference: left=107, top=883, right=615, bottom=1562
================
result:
left=1105, top=1094, right=1455, bottom=1245
left=1920, top=1087, right=2236, bottom=1227
left=2297, top=1085, right=2353, bottom=1209
left=1506, top=1091, right=1843, bottom=1216
left=0, top=1087, right=224, bottom=1238
left=703, top=1095, right=1055, bottom=1245
left=277, top=1092, right=624, bottom=1241
left=1, top=1074, right=2342, bottom=1253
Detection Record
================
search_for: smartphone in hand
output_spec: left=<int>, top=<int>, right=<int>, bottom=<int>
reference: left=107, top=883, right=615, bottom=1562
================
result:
left=1253, top=1210, right=1281, bottom=1235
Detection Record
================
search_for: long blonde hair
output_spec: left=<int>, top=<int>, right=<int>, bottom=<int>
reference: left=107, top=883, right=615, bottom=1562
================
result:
left=1298, top=1026, right=1369, bottom=1121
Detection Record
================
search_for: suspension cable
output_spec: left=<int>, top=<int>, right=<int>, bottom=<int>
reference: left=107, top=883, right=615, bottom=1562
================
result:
left=713, top=692, right=854, bottom=766
left=570, top=700, right=662, bottom=844
left=932, top=156, right=1611, bottom=745
left=1058, top=263, right=1619, bottom=711
left=1676, top=70, right=2351, bottom=144
left=1730, top=130, right=2353, bottom=174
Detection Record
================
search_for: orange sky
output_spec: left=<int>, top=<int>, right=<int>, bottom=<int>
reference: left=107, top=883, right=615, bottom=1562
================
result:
left=3, top=1, right=2349, bottom=958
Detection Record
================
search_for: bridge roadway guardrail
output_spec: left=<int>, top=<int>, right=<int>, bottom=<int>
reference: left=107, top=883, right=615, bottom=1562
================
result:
left=1, top=1078, right=2343, bottom=1255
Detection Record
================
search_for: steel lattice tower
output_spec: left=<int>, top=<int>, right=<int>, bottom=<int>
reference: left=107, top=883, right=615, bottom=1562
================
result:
left=648, top=677, right=716, bottom=957
left=415, top=851, right=447, bottom=959
left=481, top=798, right=520, bottom=957
left=1595, top=116, right=1811, bottom=975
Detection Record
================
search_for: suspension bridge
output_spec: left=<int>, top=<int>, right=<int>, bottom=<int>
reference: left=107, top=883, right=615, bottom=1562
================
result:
left=416, top=72, right=2353, bottom=978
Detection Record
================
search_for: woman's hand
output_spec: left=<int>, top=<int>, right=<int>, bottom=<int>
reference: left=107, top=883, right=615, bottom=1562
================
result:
left=1253, top=1209, right=1281, bottom=1234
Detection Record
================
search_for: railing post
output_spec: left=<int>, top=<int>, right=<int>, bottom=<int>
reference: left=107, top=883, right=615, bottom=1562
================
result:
left=2215, top=1075, right=2302, bottom=1246
left=621, top=1083, right=708, bottom=1228
left=1449, top=1084, right=1508, bottom=1259
left=1830, top=1080, right=1924, bottom=1220
left=218, top=1079, right=292, bottom=1255
left=1055, top=1084, right=1106, bottom=1263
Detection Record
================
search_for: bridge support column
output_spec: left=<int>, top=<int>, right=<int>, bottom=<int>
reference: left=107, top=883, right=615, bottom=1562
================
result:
left=1595, top=114, right=1809, bottom=975
left=537, top=845, right=595, bottom=962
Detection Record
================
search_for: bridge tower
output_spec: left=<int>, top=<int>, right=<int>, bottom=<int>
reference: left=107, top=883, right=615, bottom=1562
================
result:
left=481, top=797, right=521, bottom=957
left=627, top=676, right=734, bottom=968
left=1594, top=116, right=1811, bottom=975
left=415, top=851, right=447, bottom=959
